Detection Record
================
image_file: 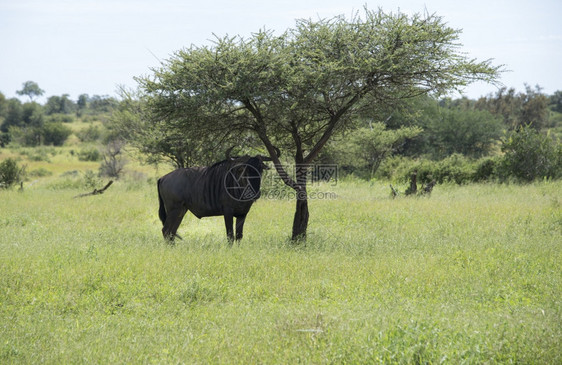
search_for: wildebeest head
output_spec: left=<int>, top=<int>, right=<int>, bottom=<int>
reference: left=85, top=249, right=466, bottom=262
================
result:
left=223, top=147, right=279, bottom=202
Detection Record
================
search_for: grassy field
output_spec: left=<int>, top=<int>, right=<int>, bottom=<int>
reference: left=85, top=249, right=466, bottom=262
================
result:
left=1, top=155, right=561, bottom=363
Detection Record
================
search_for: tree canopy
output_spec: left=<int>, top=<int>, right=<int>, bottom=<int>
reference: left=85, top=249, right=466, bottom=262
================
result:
left=16, top=81, right=45, bottom=102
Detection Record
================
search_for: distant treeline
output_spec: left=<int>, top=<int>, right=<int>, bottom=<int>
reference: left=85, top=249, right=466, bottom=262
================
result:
left=318, top=85, right=562, bottom=183
left=1, top=82, right=561, bottom=183
left=0, top=87, right=118, bottom=147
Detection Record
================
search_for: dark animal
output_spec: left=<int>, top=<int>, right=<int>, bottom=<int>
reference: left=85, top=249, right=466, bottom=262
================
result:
left=157, top=148, right=279, bottom=242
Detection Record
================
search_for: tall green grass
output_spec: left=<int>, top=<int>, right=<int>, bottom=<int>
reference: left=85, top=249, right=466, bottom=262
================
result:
left=1, top=180, right=560, bottom=363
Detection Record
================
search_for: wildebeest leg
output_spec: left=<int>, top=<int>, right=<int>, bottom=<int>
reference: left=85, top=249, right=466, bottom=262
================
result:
left=235, top=214, right=247, bottom=240
left=223, top=213, right=234, bottom=242
left=162, top=207, right=186, bottom=242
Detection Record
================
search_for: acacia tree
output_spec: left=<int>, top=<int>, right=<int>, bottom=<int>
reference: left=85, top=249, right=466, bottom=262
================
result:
left=16, top=81, right=44, bottom=102
left=132, top=8, right=500, bottom=240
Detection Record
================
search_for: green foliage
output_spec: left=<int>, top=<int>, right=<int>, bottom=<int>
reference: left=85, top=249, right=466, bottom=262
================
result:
left=424, top=107, right=502, bottom=158
left=111, top=92, right=229, bottom=168
left=0, top=101, right=71, bottom=147
left=323, top=123, right=422, bottom=179
left=500, top=125, right=561, bottom=182
left=83, top=170, right=102, bottom=189
left=426, top=154, right=479, bottom=184
left=88, top=95, right=118, bottom=114
left=20, top=102, right=44, bottom=127
left=0, top=98, right=24, bottom=132
left=28, top=167, right=52, bottom=177
left=0, top=132, right=9, bottom=147
left=76, top=125, right=101, bottom=142
left=394, top=154, right=476, bottom=185
left=77, top=147, right=101, bottom=161
left=379, top=154, right=505, bottom=184
left=46, top=113, right=75, bottom=124
left=44, top=94, right=76, bottom=115
left=9, top=122, right=71, bottom=147
left=8, top=126, right=43, bottom=147
left=0, top=158, right=25, bottom=188
left=475, top=85, right=549, bottom=130
left=386, top=96, right=503, bottom=159
left=16, top=81, right=44, bottom=101
left=0, top=91, right=6, bottom=117
left=549, top=90, right=562, bottom=113
left=16, top=146, right=56, bottom=162
left=134, top=7, right=500, bottom=170
left=472, top=156, right=502, bottom=182
left=42, top=122, right=72, bottom=146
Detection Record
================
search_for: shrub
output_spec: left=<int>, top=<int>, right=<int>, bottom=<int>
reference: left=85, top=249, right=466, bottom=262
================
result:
left=473, top=157, right=501, bottom=182
left=0, top=158, right=26, bottom=188
left=500, top=126, right=562, bottom=181
left=78, top=147, right=101, bottom=161
left=8, top=126, right=42, bottom=146
left=83, top=170, right=102, bottom=189
left=19, top=146, right=54, bottom=162
left=46, top=113, right=75, bottom=124
left=43, top=122, right=72, bottom=146
left=0, top=132, right=10, bottom=147
left=28, top=168, right=52, bottom=177
left=433, top=154, right=476, bottom=184
left=376, top=156, right=419, bottom=181
left=383, top=155, right=498, bottom=185
left=76, top=125, right=101, bottom=142
left=392, top=155, right=475, bottom=185
left=99, top=140, right=127, bottom=178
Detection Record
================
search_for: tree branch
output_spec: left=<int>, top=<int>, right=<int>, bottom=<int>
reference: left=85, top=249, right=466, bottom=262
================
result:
left=73, top=181, right=114, bottom=199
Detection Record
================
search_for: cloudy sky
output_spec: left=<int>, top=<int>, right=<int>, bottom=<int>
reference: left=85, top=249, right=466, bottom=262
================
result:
left=1, top=0, right=560, bottom=102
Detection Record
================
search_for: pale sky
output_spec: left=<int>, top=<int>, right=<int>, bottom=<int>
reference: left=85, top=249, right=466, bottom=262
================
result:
left=1, top=0, right=561, bottom=102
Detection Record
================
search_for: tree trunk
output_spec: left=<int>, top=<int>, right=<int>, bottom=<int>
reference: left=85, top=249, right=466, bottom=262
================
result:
left=291, top=185, right=309, bottom=240
left=291, top=161, right=309, bottom=241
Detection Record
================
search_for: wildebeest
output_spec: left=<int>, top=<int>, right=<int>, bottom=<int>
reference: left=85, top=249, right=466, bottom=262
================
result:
left=157, top=147, right=279, bottom=242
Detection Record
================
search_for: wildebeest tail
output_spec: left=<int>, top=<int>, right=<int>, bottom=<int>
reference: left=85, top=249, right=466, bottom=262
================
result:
left=157, top=178, right=167, bottom=225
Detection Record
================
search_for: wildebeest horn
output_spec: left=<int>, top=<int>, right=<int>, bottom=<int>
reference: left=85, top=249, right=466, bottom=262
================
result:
left=225, top=146, right=235, bottom=160
left=260, top=146, right=281, bottom=161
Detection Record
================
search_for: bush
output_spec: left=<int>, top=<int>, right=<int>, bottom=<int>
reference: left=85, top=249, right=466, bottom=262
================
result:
left=0, top=132, right=10, bottom=147
left=19, top=146, right=54, bottom=162
left=83, top=170, right=102, bottom=189
left=76, top=125, right=101, bottom=142
left=322, top=124, right=422, bottom=179
left=28, top=168, right=52, bottom=177
left=8, top=123, right=72, bottom=147
left=394, top=154, right=476, bottom=185
left=500, top=126, right=562, bottom=181
left=43, top=122, right=72, bottom=146
left=0, top=158, right=26, bottom=188
left=433, top=154, right=477, bottom=184
left=78, top=147, right=101, bottom=161
left=46, top=113, right=75, bottom=124
left=473, top=157, right=501, bottom=182
left=8, top=126, right=42, bottom=146
left=380, top=155, right=501, bottom=185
